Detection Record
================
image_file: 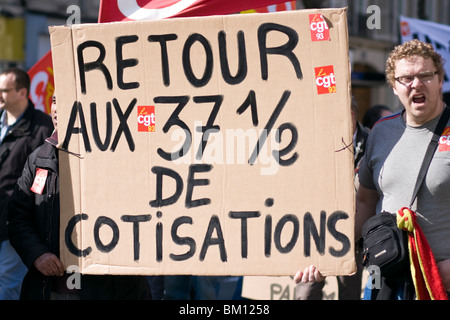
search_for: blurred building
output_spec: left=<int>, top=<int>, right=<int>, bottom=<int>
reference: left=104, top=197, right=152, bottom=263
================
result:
left=0, top=0, right=449, bottom=115
left=0, top=0, right=99, bottom=71
left=298, top=0, right=450, bottom=118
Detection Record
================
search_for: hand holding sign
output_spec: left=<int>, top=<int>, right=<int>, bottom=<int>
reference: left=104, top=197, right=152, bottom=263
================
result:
left=294, top=265, right=325, bottom=284
left=34, top=252, right=65, bottom=277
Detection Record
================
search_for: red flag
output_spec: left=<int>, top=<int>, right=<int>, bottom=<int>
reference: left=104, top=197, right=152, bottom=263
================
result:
left=397, top=208, right=448, bottom=300
left=98, top=0, right=295, bottom=22
left=242, top=1, right=296, bottom=13
left=27, top=50, right=54, bottom=115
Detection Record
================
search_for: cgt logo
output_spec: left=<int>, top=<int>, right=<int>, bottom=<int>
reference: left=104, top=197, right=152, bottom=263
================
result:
left=137, top=106, right=156, bottom=132
left=309, top=14, right=330, bottom=42
left=314, top=65, right=336, bottom=95
left=439, top=127, right=450, bottom=152
left=30, top=168, right=48, bottom=195
left=400, top=21, right=411, bottom=37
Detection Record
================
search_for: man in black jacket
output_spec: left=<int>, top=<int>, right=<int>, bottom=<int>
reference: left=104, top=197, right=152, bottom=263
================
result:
left=0, top=67, right=53, bottom=299
left=8, top=94, right=151, bottom=300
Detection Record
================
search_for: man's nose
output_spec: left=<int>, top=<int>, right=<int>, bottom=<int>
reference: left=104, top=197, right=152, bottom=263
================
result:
left=411, top=76, right=425, bottom=88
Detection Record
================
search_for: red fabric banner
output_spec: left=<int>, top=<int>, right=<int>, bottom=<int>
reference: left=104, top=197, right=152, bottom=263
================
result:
left=27, top=50, right=54, bottom=115
left=397, top=208, right=448, bottom=300
left=242, top=1, right=296, bottom=14
left=98, top=0, right=294, bottom=22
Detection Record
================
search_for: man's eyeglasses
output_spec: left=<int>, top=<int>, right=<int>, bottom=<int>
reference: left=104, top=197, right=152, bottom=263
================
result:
left=394, top=71, right=439, bottom=86
left=0, top=88, right=16, bottom=94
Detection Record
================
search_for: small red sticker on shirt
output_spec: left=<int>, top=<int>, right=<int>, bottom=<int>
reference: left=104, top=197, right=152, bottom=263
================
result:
left=439, top=127, right=450, bottom=152
left=309, top=14, right=330, bottom=42
left=30, top=168, right=48, bottom=194
left=137, top=106, right=156, bottom=132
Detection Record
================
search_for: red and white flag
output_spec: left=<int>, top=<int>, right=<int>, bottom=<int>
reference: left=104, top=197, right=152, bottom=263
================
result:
left=98, top=0, right=294, bottom=22
left=240, top=1, right=295, bottom=14
left=27, top=50, right=54, bottom=115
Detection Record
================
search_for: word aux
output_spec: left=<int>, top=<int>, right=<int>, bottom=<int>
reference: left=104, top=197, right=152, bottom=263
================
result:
left=61, top=98, right=137, bottom=153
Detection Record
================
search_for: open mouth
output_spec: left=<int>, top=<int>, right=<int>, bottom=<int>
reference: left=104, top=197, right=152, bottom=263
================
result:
left=412, top=94, right=426, bottom=104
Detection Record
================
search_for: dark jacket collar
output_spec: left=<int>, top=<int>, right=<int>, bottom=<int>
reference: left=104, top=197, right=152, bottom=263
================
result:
left=1, top=100, right=36, bottom=138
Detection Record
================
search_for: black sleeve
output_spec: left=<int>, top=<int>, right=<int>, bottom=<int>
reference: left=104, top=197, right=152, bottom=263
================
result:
left=8, top=155, right=50, bottom=269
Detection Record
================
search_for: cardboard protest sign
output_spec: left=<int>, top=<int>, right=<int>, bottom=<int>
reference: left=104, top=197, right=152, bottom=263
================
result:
left=49, top=8, right=355, bottom=276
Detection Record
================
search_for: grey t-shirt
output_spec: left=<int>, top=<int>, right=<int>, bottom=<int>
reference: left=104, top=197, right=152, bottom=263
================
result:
left=358, top=109, right=450, bottom=262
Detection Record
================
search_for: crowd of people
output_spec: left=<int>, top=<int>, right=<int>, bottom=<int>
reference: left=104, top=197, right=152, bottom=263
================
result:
left=0, top=38, right=448, bottom=300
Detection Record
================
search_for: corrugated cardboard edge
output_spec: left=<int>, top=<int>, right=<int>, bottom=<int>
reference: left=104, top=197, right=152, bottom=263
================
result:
left=337, top=7, right=357, bottom=277
left=326, top=7, right=357, bottom=277
left=49, top=25, right=83, bottom=271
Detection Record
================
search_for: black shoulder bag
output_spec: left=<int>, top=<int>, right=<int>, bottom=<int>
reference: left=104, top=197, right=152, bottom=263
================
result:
left=362, top=107, right=450, bottom=279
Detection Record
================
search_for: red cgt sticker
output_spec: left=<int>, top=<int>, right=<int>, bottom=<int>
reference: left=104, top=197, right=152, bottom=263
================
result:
left=315, top=65, right=336, bottom=95
left=309, top=14, right=330, bottom=42
left=30, top=168, right=48, bottom=195
left=137, top=106, right=156, bottom=132
left=439, top=127, right=450, bottom=152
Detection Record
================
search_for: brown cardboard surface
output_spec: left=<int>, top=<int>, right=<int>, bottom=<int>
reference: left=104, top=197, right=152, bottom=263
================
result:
left=49, top=8, right=355, bottom=276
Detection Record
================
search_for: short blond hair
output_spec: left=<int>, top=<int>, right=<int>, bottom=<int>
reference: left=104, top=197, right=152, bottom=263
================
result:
left=385, top=40, right=445, bottom=87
